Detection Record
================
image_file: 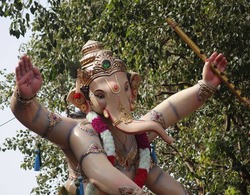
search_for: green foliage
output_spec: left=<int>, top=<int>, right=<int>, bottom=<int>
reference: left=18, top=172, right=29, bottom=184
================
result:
left=0, top=70, right=15, bottom=109
left=0, top=0, right=249, bottom=194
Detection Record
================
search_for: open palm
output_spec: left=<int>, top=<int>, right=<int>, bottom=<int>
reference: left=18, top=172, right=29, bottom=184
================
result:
left=15, top=55, right=43, bottom=99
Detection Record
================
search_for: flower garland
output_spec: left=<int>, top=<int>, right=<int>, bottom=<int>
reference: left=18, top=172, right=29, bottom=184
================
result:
left=86, top=111, right=151, bottom=188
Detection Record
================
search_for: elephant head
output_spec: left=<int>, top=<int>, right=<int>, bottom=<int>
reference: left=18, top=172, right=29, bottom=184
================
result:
left=67, top=40, right=173, bottom=144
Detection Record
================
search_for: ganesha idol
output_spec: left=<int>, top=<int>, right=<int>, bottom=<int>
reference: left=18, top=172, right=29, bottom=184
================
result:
left=11, top=40, right=227, bottom=194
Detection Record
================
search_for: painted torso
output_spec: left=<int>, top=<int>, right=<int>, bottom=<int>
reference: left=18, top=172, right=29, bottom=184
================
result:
left=64, top=122, right=140, bottom=195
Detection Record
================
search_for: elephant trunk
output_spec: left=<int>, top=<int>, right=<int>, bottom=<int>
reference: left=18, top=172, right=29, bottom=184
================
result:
left=105, top=105, right=174, bottom=144
left=115, top=119, right=174, bottom=144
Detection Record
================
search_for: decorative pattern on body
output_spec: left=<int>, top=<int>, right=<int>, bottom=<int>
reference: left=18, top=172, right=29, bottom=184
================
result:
left=119, top=186, right=152, bottom=195
left=150, top=110, right=166, bottom=129
left=42, top=112, right=62, bottom=138
left=197, top=80, right=216, bottom=102
left=78, top=121, right=98, bottom=136
left=79, top=143, right=106, bottom=164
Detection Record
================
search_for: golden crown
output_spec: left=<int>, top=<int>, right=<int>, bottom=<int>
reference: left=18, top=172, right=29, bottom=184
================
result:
left=78, top=40, right=127, bottom=86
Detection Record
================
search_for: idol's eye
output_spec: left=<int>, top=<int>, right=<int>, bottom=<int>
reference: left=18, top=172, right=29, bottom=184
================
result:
left=124, top=83, right=129, bottom=91
left=95, top=92, right=105, bottom=99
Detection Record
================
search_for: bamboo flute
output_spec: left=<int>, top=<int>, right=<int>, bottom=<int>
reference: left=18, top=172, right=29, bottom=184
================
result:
left=166, top=18, right=250, bottom=110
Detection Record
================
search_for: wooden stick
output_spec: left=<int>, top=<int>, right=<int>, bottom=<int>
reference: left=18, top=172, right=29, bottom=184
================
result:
left=166, top=18, right=250, bottom=110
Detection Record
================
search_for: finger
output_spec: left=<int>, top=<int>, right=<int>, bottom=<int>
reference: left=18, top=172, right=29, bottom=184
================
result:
left=15, top=65, right=22, bottom=81
left=23, top=55, right=32, bottom=73
left=204, top=52, right=217, bottom=71
left=18, top=58, right=27, bottom=77
left=33, top=67, right=42, bottom=79
left=214, top=53, right=224, bottom=66
left=217, top=57, right=228, bottom=72
left=208, top=52, right=218, bottom=63
left=27, top=56, right=33, bottom=71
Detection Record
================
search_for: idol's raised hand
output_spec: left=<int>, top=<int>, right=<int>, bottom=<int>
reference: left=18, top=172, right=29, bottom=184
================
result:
left=202, top=52, right=228, bottom=88
left=15, top=55, right=43, bottom=99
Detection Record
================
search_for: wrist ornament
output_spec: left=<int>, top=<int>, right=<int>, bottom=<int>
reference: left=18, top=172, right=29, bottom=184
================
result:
left=14, top=87, right=36, bottom=105
left=197, top=80, right=216, bottom=102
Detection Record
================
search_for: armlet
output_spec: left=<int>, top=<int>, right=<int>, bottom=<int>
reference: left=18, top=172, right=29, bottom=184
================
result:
left=79, top=143, right=106, bottom=165
left=41, top=111, right=62, bottom=138
left=150, top=110, right=166, bottom=129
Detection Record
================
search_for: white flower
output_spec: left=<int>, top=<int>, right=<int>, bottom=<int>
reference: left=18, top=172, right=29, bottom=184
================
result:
left=101, top=131, right=115, bottom=156
left=138, top=148, right=151, bottom=172
left=86, top=111, right=98, bottom=122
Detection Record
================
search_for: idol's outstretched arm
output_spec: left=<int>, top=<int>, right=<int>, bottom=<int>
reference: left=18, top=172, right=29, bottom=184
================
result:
left=145, top=52, right=228, bottom=142
left=10, top=55, right=77, bottom=147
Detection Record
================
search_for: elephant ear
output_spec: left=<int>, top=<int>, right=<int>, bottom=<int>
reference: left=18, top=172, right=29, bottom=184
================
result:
left=67, top=88, right=90, bottom=113
left=129, top=72, right=141, bottom=102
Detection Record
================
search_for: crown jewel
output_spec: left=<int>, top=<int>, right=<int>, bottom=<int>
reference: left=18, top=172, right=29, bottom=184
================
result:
left=79, top=40, right=127, bottom=86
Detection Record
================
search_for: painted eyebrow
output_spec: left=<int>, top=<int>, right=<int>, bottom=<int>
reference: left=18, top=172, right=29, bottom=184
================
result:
left=93, top=89, right=105, bottom=94
left=124, top=81, right=129, bottom=86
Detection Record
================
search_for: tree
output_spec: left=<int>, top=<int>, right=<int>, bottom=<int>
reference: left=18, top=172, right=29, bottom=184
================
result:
left=0, top=0, right=249, bottom=194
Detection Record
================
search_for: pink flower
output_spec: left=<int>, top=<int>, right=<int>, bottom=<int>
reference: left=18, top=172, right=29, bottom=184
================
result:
left=91, top=117, right=108, bottom=133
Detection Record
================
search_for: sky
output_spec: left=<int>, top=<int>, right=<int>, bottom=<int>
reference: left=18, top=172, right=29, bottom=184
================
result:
left=0, top=17, right=39, bottom=194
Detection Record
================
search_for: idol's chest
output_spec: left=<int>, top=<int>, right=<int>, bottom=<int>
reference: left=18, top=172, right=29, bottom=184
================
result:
left=114, top=135, right=139, bottom=178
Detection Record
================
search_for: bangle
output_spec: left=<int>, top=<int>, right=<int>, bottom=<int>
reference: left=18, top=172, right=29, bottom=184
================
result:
left=14, top=87, right=36, bottom=105
left=197, top=80, right=216, bottom=102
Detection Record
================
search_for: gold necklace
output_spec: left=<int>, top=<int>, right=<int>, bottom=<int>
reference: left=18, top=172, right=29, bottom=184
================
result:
left=114, top=135, right=138, bottom=170
left=113, top=133, right=128, bottom=152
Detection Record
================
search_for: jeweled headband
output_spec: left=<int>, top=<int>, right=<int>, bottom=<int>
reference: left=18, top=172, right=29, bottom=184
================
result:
left=78, top=40, right=127, bottom=87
